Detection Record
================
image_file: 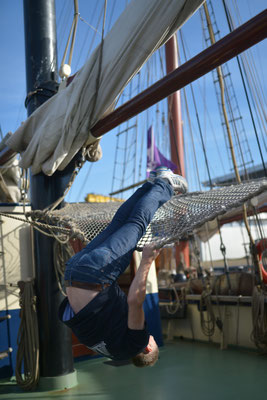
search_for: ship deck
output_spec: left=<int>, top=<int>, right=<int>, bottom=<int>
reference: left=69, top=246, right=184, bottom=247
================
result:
left=1, top=339, right=266, bottom=400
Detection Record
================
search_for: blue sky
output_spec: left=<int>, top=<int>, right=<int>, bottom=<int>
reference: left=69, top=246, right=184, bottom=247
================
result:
left=0, top=0, right=266, bottom=202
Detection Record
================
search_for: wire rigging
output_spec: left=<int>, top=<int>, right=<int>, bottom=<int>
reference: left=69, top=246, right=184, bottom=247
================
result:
left=222, top=0, right=267, bottom=175
left=179, top=30, right=212, bottom=186
left=201, top=2, right=253, bottom=177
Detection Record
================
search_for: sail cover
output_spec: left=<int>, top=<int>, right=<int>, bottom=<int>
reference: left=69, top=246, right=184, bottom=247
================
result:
left=7, top=0, right=204, bottom=176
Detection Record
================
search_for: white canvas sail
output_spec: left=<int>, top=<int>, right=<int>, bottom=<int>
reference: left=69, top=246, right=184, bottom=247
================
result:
left=7, top=0, right=204, bottom=176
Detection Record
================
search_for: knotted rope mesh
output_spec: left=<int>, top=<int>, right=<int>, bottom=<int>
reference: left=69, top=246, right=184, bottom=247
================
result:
left=30, top=179, right=267, bottom=250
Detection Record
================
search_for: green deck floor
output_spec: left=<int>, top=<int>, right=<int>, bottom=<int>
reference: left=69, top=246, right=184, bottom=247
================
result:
left=1, top=340, right=266, bottom=400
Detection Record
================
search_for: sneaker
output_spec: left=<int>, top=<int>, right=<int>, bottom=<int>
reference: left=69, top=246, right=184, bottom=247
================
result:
left=148, top=169, right=157, bottom=181
left=149, top=166, right=188, bottom=193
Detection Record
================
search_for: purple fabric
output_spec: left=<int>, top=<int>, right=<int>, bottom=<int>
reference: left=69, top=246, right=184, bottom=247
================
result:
left=146, top=126, right=177, bottom=177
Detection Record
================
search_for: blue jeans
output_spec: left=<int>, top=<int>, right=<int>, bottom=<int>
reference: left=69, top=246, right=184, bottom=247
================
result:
left=64, top=178, right=173, bottom=285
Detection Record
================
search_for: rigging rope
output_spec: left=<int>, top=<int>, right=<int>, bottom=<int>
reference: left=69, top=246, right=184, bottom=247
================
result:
left=59, top=0, right=79, bottom=80
left=0, top=211, right=71, bottom=244
left=240, top=53, right=267, bottom=153
left=181, top=83, right=216, bottom=268
left=205, top=1, right=253, bottom=176
left=179, top=29, right=227, bottom=176
left=231, top=0, right=267, bottom=123
left=180, top=27, right=229, bottom=277
left=86, top=0, right=107, bottom=133
left=16, top=280, right=39, bottom=391
left=251, top=285, right=267, bottom=352
left=42, top=161, right=83, bottom=213
left=200, top=287, right=216, bottom=337
left=204, top=3, right=241, bottom=184
left=222, top=0, right=267, bottom=175
left=53, top=241, right=75, bottom=297
left=203, top=2, right=262, bottom=284
left=165, top=284, right=182, bottom=315
left=179, top=28, right=212, bottom=186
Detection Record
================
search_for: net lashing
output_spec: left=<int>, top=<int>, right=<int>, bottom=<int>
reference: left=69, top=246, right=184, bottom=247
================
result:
left=29, top=179, right=267, bottom=250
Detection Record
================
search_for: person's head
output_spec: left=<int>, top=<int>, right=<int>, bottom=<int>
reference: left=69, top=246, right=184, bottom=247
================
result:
left=131, top=335, right=159, bottom=367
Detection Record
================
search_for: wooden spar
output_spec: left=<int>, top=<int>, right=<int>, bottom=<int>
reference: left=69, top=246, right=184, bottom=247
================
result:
left=165, top=35, right=190, bottom=268
left=0, top=10, right=266, bottom=166
left=165, top=35, right=185, bottom=177
left=91, top=9, right=267, bottom=138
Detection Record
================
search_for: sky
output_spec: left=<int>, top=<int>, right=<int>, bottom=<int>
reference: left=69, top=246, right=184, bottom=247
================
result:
left=0, top=0, right=266, bottom=203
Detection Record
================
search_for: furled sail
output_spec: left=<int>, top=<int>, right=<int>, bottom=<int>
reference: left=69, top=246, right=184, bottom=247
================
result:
left=0, top=133, right=22, bottom=202
left=7, top=0, right=204, bottom=176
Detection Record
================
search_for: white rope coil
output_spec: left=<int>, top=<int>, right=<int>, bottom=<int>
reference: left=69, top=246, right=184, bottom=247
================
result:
left=16, top=280, right=40, bottom=391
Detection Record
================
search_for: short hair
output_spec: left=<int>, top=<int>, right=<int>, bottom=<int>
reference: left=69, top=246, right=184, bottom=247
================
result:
left=131, top=346, right=159, bottom=367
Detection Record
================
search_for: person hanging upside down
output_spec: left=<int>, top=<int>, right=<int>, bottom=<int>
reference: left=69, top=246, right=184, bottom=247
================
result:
left=59, top=166, right=187, bottom=367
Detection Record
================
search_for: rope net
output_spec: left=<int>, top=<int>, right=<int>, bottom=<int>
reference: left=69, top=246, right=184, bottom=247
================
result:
left=30, top=179, right=267, bottom=250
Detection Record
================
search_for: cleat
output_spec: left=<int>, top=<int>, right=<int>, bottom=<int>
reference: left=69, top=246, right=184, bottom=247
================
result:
left=150, top=166, right=188, bottom=193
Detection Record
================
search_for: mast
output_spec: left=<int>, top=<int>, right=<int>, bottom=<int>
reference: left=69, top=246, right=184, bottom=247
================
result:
left=23, top=0, right=77, bottom=388
left=165, top=35, right=190, bottom=268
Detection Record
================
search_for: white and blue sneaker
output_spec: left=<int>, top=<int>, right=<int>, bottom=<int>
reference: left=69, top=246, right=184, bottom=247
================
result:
left=149, top=166, right=188, bottom=194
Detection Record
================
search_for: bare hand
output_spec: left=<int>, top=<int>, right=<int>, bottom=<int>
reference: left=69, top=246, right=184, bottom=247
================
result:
left=142, top=243, right=161, bottom=263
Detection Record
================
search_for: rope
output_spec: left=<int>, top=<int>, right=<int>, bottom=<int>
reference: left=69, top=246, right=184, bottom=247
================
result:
left=179, top=27, right=212, bottom=184
left=213, top=275, right=226, bottom=349
left=191, top=235, right=204, bottom=278
left=222, top=0, right=267, bottom=175
left=251, top=285, right=267, bottom=352
left=15, top=280, right=39, bottom=391
left=42, top=163, right=82, bottom=213
left=236, top=295, right=241, bottom=346
left=201, top=2, right=253, bottom=174
left=179, top=29, right=227, bottom=176
left=87, top=0, right=107, bottom=130
left=165, top=285, right=181, bottom=315
left=218, top=227, right=231, bottom=293
left=85, top=4, right=105, bottom=61
left=231, top=0, right=267, bottom=142
left=199, top=287, right=216, bottom=337
left=59, top=0, right=79, bottom=78
left=20, top=168, right=30, bottom=216
left=203, top=3, right=240, bottom=183
left=53, top=241, right=75, bottom=297
left=0, top=211, right=71, bottom=238
left=203, top=2, right=261, bottom=282
left=181, top=27, right=230, bottom=277
left=181, top=84, right=201, bottom=188
left=179, top=38, right=217, bottom=269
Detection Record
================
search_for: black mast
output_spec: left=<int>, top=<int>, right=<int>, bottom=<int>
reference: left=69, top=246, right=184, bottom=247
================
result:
left=23, top=0, right=76, bottom=388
